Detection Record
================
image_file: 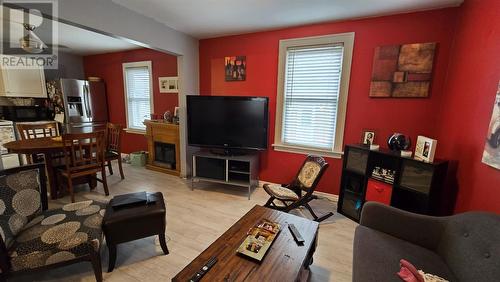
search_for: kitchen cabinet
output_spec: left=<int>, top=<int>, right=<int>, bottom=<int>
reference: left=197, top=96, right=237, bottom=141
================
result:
left=0, top=55, right=47, bottom=98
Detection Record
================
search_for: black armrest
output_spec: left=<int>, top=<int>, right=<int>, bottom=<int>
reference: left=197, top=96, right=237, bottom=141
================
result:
left=359, top=202, right=447, bottom=251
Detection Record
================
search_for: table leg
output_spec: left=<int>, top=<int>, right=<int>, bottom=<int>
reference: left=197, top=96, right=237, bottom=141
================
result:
left=44, top=153, right=58, bottom=200
left=305, top=231, right=318, bottom=269
left=159, top=233, right=169, bottom=255
left=107, top=244, right=117, bottom=272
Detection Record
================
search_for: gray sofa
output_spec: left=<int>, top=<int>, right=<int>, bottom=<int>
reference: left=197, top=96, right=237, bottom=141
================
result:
left=353, top=202, right=500, bottom=282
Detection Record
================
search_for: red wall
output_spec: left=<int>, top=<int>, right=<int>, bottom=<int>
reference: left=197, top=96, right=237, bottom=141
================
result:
left=199, top=9, right=458, bottom=195
left=83, top=48, right=178, bottom=153
left=436, top=0, right=500, bottom=213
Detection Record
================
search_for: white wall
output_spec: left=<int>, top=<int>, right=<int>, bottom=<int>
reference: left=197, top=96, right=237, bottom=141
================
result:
left=56, top=0, right=199, bottom=177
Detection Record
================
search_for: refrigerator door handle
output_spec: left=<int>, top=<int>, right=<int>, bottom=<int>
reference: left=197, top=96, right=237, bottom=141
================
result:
left=83, top=84, right=92, bottom=119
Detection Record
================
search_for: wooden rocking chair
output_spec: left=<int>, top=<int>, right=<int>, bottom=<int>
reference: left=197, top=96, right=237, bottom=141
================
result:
left=263, top=155, right=333, bottom=222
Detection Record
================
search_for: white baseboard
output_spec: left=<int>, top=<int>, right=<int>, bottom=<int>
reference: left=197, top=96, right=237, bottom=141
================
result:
left=258, top=180, right=338, bottom=202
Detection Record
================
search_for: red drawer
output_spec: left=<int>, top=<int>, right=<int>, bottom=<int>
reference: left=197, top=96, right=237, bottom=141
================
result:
left=366, top=179, right=393, bottom=205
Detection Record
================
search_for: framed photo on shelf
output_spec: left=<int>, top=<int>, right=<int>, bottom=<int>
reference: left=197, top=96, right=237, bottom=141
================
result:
left=159, top=76, right=179, bottom=93
left=362, top=130, right=376, bottom=145
left=415, top=135, right=437, bottom=163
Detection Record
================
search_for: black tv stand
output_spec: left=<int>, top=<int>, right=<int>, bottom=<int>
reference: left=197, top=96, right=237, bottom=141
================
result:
left=209, top=148, right=248, bottom=157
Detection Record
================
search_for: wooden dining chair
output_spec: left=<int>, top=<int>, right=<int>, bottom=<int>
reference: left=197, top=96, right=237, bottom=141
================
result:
left=56, top=131, right=109, bottom=202
left=105, top=122, right=124, bottom=179
left=16, top=122, right=60, bottom=164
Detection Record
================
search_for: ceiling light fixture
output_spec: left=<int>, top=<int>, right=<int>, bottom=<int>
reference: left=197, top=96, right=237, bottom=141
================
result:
left=19, top=24, right=46, bottom=54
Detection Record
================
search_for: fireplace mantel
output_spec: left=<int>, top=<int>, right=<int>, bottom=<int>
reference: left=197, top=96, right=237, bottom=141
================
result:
left=144, top=120, right=181, bottom=176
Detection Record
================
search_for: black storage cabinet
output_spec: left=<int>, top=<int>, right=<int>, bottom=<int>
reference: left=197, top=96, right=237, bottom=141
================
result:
left=338, top=144, right=451, bottom=222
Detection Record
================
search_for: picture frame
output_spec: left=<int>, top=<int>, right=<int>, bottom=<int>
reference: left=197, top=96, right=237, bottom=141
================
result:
left=414, top=135, right=437, bottom=163
left=362, top=130, right=376, bottom=145
left=236, top=219, right=280, bottom=261
left=159, top=76, right=179, bottom=93
left=225, top=56, right=246, bottom=81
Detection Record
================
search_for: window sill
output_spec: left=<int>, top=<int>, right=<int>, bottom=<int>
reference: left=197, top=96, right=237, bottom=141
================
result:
left=272, top=143, right=343, bottom=159
left=124, top=128, right=146, bottom=135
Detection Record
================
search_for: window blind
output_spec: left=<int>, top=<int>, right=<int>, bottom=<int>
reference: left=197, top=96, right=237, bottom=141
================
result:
left=282, top=43, right=344, bottom=150
left=125, top=66, right=151, bottom=130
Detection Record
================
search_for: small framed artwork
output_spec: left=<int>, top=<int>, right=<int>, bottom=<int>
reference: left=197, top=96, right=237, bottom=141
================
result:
left=225, top=56, right=246, bottom=81
left=159, top=77, right=179, bottom=93
left=415, top=135, right=437, bottom=163
left=362, top=130, right=376, bottom=145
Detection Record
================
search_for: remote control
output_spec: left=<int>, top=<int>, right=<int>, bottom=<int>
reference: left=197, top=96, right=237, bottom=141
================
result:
left=288, top=224, right=305, bottom=244
left=189, top=257, right=218, bottom=282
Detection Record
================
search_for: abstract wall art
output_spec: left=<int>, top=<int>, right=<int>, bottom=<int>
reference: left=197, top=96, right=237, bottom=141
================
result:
left=369, top=42, right=437, bottom=98
left=225, top=56, right=246, bottom=81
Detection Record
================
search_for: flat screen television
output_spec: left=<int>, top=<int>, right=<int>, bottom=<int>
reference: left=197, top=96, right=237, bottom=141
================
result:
left=187, top=95, right=269, bottom=151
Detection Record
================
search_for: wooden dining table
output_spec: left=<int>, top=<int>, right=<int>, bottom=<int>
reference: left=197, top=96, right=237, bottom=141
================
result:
left=4, top=127, right=103, bottom=200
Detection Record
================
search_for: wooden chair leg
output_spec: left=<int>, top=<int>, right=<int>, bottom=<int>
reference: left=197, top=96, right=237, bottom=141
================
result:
left=68, top=178, right=75, bottom=203
left=101, top=166, right=109, bottom=196
left=304, top=203, right=319, bottom=220
left=264, top=196, right=275, bottom=208
left=117, top=157, right=124, bottom=180
left=107, top=160, right=113, bottom=175
left=90, top=251, right=103, bottom=282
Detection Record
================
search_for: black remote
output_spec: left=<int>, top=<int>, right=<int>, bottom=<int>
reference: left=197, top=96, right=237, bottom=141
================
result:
left=188, top=257, right=218, bottom=282
left=288, top=224, right=305, bottom=245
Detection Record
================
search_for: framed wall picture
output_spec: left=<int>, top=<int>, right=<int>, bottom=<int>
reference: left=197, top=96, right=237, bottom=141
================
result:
left=369, top=42, right=437, bottom=98
left=415, top=135, right=437, bottom=163
left=159, top=77, right=179, bottom=93
left=362, top=130, right=376, bottom=145
left=482, top=81, right=500, bottom=169
left=225, top=56, right=246, bottom=81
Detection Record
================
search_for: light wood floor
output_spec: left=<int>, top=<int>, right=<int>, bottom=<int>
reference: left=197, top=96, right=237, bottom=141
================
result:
left=12, top=163, right=357, bottom=282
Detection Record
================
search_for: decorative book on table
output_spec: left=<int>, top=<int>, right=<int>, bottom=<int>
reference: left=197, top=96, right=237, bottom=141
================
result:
left=237, top=219, right=281, bottom=261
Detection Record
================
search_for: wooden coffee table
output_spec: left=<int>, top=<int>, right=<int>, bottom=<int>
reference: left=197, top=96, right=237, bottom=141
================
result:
left=172, top=205, right=319, bottom=281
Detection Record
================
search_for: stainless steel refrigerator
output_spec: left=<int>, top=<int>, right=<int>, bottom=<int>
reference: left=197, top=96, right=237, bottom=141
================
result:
left=56, top=79, right=109, bottom=132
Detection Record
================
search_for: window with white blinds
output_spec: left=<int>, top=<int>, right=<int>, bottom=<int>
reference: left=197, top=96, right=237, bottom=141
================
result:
left=283, top=44, right=343, bottom=150
left=123, top=61, right=153, bottom=132
left=274, top=33, right=354, bottom=157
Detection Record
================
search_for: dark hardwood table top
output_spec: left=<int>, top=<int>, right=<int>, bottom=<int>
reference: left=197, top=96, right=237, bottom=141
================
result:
left=172, top=205, right=319, bottom=282
left=4, top=137, right=64, bottom=154
left=4, top=127, right=106, bottom=154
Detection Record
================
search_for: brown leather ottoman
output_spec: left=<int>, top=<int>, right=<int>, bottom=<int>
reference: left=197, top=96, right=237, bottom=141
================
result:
left=102, top=192, right=169, bottom=272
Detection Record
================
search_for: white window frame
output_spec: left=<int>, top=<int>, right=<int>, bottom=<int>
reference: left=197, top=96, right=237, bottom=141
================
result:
left=273, top=32, right=355, bottom=158
left=122, top=61, right=154, bottom=134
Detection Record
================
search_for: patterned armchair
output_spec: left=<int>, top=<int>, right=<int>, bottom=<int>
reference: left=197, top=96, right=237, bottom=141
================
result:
left=0, top=164, right=106, bottom=281
left=263, top=155, right=333, bottom=222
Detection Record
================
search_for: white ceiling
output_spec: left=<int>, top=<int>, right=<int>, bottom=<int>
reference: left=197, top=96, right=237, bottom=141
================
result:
left=1, top=8, right=140, bottom=56
left=55, top=21, right=140, bottom=55
left=112, top=0, right=464, bottom=39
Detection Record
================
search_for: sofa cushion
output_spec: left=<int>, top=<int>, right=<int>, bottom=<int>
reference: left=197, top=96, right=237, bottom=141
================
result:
left=353, top=226, right=456, bottom=282
left=263, top=184, right=299, bottom=201
left=437, top=212, right=500, bottom=282
left=0, top=169, right=43, bottom=249
left=7, top=200, right=106, bottom=272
